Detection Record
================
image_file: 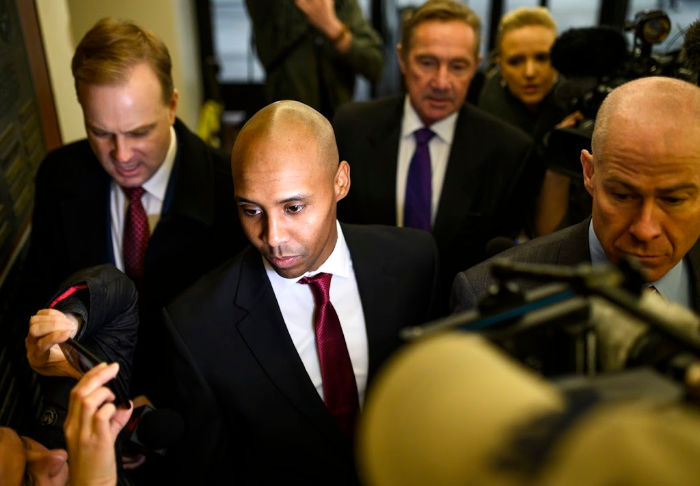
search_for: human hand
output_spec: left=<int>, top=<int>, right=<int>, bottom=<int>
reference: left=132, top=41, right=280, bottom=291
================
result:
left=555, top=110, right=584, bottom=129
left=295, top=0, right=345, bottom=41
left=26, top=308, right=83, bottom=379
left=64, top=362, right=133, bottom=486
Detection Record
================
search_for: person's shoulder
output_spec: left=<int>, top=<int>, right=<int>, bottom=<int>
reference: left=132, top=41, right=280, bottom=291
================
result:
left=459, top=102, right=532, bottom=147
left=37, top=139, right=106, bottom=188
left=165, top=247, right=258, bottom=313
left=40, top=139, right=95, bottom=171
left=173, top=118, right=233, bottom=182
left=174, top=118, right=229, bottom=164
left=343, top=223, right=437, bottom=260
left=467, top=220, right=590, bottom=276
left=334, top=96, right=401, bottom=124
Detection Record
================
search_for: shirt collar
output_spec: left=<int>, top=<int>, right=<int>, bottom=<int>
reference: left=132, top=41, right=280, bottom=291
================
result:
left=142, top=125, right=177, bottom=201
left=401, top=95, right=458, bottom=145
left=263, top=221, right=351, bottom=286
left=588, top=219, right=689, bottom=303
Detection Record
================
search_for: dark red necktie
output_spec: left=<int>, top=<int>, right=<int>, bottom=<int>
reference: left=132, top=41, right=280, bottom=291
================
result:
left=122, top=186, right=150, bottom=281
left=404, top=127, right=435, bottom=231
left=298, top=272, right=359, bottom=439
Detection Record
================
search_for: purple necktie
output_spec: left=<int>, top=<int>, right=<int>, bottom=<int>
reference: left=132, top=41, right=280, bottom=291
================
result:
left=404, top=127, right=435, bottom=230
left=298, top=273, right=359, bottom=439
left=122, top=186, right=150, bottom=281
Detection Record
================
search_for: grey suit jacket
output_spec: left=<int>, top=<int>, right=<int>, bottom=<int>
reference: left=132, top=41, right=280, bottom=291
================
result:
left=161, top=224, right=439, bottom=484
left=452, top=218, right=700, bottom=312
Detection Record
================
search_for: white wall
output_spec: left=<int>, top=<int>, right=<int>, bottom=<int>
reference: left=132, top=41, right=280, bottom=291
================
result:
left=35, top=0, right=202, bottom=144
left=35, top=0, right=85, bottom=143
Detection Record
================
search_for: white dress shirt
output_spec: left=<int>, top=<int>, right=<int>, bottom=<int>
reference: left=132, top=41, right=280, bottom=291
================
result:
left=110, top=125, right=177, bottom=271
left=396, top=95, right=458, bottom=227
left=264, top=221, right=369, bottom=404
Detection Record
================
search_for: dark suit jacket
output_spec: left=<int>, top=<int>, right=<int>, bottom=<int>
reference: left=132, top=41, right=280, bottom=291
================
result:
left=25, top=119, right=247, bottom=394
left=33, top=264, right=138, bottom=450
left=161, top=224, right=439, bottom=484
left=333, top=97, right=535, bottom=311
left=452, top=218, right=700, bottom=312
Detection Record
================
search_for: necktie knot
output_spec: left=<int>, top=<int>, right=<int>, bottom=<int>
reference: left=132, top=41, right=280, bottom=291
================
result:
left=414, top=127, right=435, bottom=146
left=298, top=272, right=332, bottom=305
left=122, top=186, right=146, bottom=202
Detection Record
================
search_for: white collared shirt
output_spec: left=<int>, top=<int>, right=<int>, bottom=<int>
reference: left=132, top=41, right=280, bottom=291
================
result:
left=396, top=95, right=458, bottom=227
left=110, top=125, right=177, bottom=271
left=264, top=221, right=369, bottom=404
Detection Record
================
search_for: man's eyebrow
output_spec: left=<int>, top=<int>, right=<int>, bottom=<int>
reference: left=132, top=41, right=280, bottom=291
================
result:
left=236, top=194, right=308, bottom=205
left=604, top=177, right=699, bottom=194
left=657, top=183, right=698, bottom=194
left=603, top=177, right=639, bottom=191
left=126, top=122, right=157, bottom=133
left=85, top=122, right=156, bottom=134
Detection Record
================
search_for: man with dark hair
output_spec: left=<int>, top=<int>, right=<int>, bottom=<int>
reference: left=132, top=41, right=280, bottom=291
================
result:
left=24, top=18, right=247, bottom=395
left=161, top=100, right=438, bottom=484
left=453, top=77, right=700, bottom=312
left=333, top=0, right=534, bottom=311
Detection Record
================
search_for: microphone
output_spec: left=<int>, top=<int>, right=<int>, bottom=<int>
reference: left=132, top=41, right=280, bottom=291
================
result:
left=682, top=20, right=700, bottom=83
left=551, top=26, right=629, bottom=78
left=484, top=237, right=515, bottom=259
left=124, top=405, right=185, bottom=456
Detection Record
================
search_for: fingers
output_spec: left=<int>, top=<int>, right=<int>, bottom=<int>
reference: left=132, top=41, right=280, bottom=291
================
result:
left=64, top=363, right=130, bottom=486
left=28, top=309, right=79, bottom=340
left=27, top=310, right=82, bottom=375
left=66, top=363, right=118, bottom=438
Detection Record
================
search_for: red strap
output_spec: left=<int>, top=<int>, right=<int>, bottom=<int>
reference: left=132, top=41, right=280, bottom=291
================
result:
left=48, top=284, right=88, bottom=309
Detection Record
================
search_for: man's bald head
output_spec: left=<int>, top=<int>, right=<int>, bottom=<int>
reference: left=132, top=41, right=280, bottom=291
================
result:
left=230, top=100, right=351, bottom=278
left=591, top=77, right=700, bottom=157
left=581, top=77, right=700, bottom=283
left=232, top=100, right=340, bottom=178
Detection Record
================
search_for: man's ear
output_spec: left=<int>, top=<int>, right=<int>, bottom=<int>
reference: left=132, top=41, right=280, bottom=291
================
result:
left=396, top=43, right=407, bottom=75
left=168, top=89, right=179, bottom=124
left=335, top=161, right=351, bottom=201
left=580, top=149, right=595, bottom=196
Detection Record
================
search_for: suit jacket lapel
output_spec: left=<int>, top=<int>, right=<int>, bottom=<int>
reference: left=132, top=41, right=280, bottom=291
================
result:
left=233, top=249, right=339, bottom=438
left=560, top=218, right=592, bottom=265
left=433, top=104, right=484, bottom=241
left=158, top=120, right=216, bottom=227
left=686, top=239, right=700, bottom=311
left=342, top=224, right=401, bottom=383
left=365, top=99, right=403, bottom=224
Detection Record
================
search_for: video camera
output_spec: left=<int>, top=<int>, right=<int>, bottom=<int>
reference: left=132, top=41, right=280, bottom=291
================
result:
left=543, top=10, right=696, bottom=181
left=403, top=258, right=700, bottom=386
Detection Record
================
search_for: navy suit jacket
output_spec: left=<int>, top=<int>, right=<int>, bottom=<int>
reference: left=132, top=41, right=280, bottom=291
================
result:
left=161, top=224, right=439, bottom=484
left=333, top=96, right=535, bottom=310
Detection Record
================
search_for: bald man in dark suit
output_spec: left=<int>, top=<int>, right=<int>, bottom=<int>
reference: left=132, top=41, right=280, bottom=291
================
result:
left=161, top=100, right=438, bottom=484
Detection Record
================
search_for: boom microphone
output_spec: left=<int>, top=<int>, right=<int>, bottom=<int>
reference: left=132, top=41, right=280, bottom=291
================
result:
left=551, top=26, right=629, bottom=77
left=125, top=406, right=185, bottom=455
left=682, top=20, right=700, bottom=81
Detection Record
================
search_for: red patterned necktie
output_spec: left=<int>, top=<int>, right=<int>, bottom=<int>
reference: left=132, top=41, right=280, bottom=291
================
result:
left=298, top=272, right=359, bottom=439
left=122, top=186, right=150, bottom=281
